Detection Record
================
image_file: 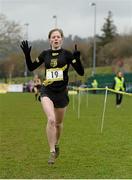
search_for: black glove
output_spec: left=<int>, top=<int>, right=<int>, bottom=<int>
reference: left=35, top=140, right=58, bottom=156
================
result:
left=71, top=44, right=84, bottom=76
left=73, top=44, right=80, bottom=60
left=20, top=40, right=31, bottom=57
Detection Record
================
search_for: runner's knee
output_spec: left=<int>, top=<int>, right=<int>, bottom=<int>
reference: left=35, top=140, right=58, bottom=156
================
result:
left=56, top=122, right=63, bottom=128
left=48, top=116, right=56, bottom=126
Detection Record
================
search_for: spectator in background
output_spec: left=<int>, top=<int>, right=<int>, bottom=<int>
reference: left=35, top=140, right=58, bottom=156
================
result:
left=28, top=80, right=34, bottom=92
left=33, top=74, right=42, bottom=101
left=113, top=71, right=126, bottom=107
left=91, top=79, right=98, bottom=94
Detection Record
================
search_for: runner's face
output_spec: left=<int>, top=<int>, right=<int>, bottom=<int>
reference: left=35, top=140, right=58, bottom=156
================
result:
left=49, top=31, right=63, bottom=50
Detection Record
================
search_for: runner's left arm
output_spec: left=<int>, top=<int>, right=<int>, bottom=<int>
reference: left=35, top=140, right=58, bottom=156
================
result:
left=68, top=45, right=84, bottom=76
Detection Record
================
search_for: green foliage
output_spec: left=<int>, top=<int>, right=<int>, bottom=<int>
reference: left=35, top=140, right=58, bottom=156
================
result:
left=0, top=66, right=112, bottom=84
left=0, top=93, right=132, bottom=178
left=69, top=66, right=112, bottom=83
left=97, top=35, right=132, bottom=66
left=110, top=35, right=132, bottom=58
left=98, top=11, right=117, bottom=46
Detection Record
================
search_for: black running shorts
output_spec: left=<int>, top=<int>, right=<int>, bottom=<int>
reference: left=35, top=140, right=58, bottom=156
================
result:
left=40, top=85, right=69, bottom=108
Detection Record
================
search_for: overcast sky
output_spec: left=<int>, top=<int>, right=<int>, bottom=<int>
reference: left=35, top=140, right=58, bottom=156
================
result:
left=0, top=0, right=132, bottom=40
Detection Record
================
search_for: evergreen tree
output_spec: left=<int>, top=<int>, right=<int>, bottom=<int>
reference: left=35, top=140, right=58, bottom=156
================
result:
left=98, top=11, right=117, bottom=46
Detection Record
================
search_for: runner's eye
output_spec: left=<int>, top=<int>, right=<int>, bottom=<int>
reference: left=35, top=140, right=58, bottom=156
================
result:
left=51, top=36, right=61, bottom=39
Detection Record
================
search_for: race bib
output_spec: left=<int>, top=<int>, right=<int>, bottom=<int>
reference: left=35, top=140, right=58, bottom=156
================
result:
left=46, top=68, right=63, bottom=81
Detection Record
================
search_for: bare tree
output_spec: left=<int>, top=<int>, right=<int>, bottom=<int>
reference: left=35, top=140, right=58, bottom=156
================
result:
left=0, top=13, right=23, bottom=58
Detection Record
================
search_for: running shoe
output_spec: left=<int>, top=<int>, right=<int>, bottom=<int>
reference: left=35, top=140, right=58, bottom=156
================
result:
left=48, top=152, right=56, bottom=164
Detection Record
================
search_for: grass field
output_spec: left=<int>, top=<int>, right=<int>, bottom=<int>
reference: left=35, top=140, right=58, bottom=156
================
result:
left=0, top=92, right=132, bottom=179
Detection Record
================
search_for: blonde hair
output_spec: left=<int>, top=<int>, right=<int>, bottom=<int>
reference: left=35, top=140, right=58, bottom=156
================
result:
left=48, top=28, right=64, bottom=39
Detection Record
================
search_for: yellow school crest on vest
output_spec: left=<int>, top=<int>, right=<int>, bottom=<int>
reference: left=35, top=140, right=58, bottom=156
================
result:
left=50, top=59, right=57, bottom=67
left=52, top=52, right=59, bottom=56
